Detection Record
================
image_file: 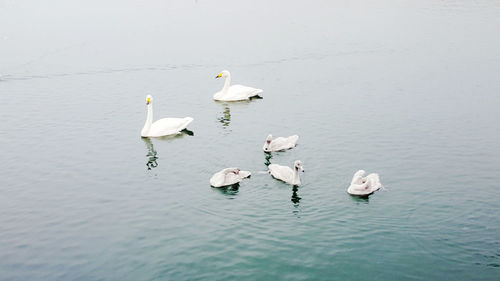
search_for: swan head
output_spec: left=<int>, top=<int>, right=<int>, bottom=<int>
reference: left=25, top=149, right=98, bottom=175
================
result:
left=263, top=134, right=273, bottom=152
left=146, top=95, right=153, bottom=105
left=215, top=70, right=230, bottom=79
left=294, top=160, right=304, bottom=172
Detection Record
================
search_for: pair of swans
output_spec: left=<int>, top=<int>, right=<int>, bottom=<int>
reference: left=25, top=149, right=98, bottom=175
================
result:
left=263, top=134, right=303, bottom=185
left=141, top=70, right=261, bottom=137
left=210, top=161, right=304, bottom=188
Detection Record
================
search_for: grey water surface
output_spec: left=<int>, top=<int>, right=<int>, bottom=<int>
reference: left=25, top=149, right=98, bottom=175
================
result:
left=1, top=0, right=500, bottom=280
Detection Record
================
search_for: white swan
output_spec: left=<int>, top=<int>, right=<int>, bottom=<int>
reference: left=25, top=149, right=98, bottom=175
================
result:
left=141, top=95, right=194, bottom=137
left=213, top=70, right=263, bottom=101
left=269, top=160, right=304, bottom=186
left=263, top=134, right=299, bottom=152
left=210, top=168, right=251, bottom=187
left=347, top=170, right=383, bottom=196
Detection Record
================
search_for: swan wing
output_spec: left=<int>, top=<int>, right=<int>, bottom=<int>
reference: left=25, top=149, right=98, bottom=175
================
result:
left=366, top=173, right=382, bottom=192
left=230, top=84, right=262, bottom=97
left=221, top=173, right=242, bottom=186
left=213, top=91, right=225, bottom=100
left=210, top=168, right=235, bottom=187
left=347, top=182, right=371, bottom=195
left=224, top=170, right=251, bottom=185
left=210, top=168, right=251, bottom=187
left=149, top=117, right=193, bottom=136
left=210, top=171, right=227, bottom=187
left=269, top=164, right=294, bottom=183
left=270, top=135, right=299, bottom=151
left=215, top=85, right=262, bottom=101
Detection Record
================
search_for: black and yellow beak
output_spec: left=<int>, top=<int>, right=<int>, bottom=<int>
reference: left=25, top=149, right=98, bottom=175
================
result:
left=215, top=73, right=222, bottom=79
left=146, top=98, right=151, bottom=105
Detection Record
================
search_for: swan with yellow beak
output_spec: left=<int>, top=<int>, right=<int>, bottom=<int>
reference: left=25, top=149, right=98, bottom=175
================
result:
left=141, top=95, right=194, bottom=137
left=213, top=70, right=263, bottom=101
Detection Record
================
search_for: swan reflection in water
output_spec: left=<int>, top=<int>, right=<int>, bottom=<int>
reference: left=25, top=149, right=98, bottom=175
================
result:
left=142, top=130, right=194, bottom=170
left=264, top=153, right=273, bottom=166
left=349, top=193, right=370, bottom=204
left=216, top=99, right=261, bottom=129
left=212, top=183, right=240, bottom=197
left=217, top=104, right=231, bottom=128
left=291, top=185, right=301, bottom=217
left=291, top=185, right=301, bottom=205
left=143, top=138, right=158, bottom=170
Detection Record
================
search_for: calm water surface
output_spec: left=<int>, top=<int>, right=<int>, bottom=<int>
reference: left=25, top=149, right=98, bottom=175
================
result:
left=1, top=1, right=500, bottom=280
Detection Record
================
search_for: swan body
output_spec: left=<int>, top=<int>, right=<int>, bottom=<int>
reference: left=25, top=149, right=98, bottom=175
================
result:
left=263, top=134, right=299, bottom=152
left=269, top=160, right=304, bottom=186
left=213, top=70, right=263, bottom=101
left=141, top=95, right=193, bottom=137
left=210, top=168, right=251, bottom=187
left=347, top=170, right=383, bottom=196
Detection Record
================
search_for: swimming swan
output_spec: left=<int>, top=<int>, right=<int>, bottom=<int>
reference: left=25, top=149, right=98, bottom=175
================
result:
left=347, top=170, right=383, bottom=196
left=141, top=95, right=194, bottom=137
left=269, top=160, right=304, bottom=186
left=263, top=134, right=299, bottom=152
left=210, top=168, right=251, bottom=187
left=213, top=70, right=263, bottom=101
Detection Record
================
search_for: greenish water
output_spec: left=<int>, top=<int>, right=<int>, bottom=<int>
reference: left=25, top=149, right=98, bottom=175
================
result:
left=1, top=1, right=500, bottom=280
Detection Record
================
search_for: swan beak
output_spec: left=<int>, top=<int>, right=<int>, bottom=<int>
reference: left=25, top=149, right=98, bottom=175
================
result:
left=215, top=73, right=222, bottom=79
left=146, top=98, right=150, bottom=105
left=301, top=167, right=305, bottom=172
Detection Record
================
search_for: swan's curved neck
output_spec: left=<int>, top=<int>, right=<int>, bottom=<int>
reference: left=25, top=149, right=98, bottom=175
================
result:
left=351, top=175, right=360, bottom=185
left=293, top=167, right=300, bottom=185
left=222, top=75, right=231, bottom=93
left=142, top=104, right=153, bottom=134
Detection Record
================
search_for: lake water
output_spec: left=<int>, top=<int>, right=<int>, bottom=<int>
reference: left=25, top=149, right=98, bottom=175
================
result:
left=1, top=0, right=500, bottom=280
